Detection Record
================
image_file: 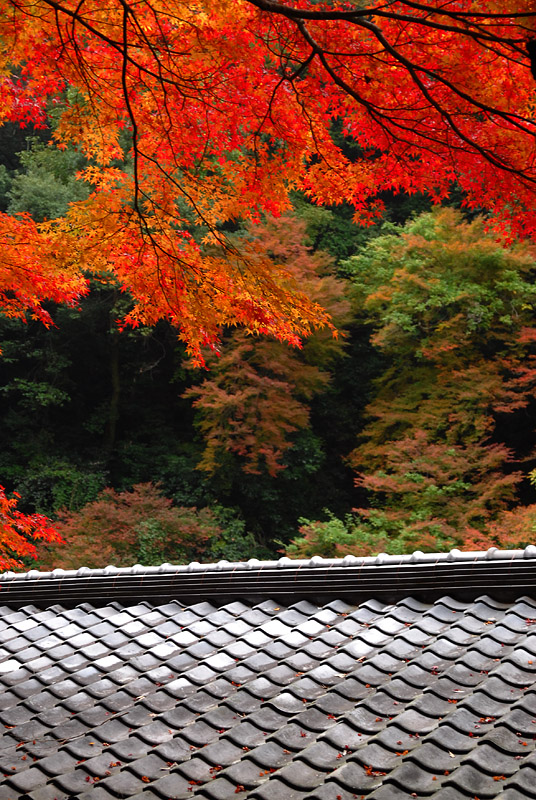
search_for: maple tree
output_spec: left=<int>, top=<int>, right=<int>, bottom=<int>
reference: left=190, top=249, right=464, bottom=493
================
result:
left=185, top=214, right=350, bottom=477
left=0, top=1, right=535, bottom=361
left=0, top=485, right=62, bottom=570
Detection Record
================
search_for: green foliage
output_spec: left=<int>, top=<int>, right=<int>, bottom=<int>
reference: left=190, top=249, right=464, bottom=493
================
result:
left=292, top=194, right=371, bottom=262
left=1, top=378, right=69, bottom=410
left=15, top=460, right=106, bottom=515
left=0, top=164, right=10, bottom=210
left=135, top=518, right=168, bottom=566
left=208, top=506, right=272, bottom=562
left=7, top=138, right=88, bottom=222
left=346, top=210, right=536, bottom=360
left=286, top=512, right=361, bottom=559
left=284, top=508, right=441, bottom=559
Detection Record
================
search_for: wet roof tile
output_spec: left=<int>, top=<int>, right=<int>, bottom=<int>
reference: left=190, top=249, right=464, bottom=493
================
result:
left=2, top=552, right=536, bottom=797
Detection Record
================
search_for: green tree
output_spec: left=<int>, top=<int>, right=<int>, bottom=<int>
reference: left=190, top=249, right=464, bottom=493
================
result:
left=343, top=209, right=536, bottom=551
left=7, top=138, right=88, bottom=222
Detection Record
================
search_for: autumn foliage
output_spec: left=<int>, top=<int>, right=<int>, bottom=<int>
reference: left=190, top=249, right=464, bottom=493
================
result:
left=350, top=210, right=536, bottom=550
left=0, top=2, right=536, bottom=362
left=36, top=483, right=222, bottom=570
left=0, top=485, right=62, bottom=570
left=185, top=215, right=350, bottom=476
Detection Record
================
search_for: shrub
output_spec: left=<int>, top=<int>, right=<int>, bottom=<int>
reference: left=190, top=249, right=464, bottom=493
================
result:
left=36, top=483, right=221, bottom=569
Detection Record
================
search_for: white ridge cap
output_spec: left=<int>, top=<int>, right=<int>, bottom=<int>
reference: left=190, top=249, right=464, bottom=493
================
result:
left=199, top=561, right=220, bottom=571
left=76, top=567, right=92, bottom=576
left=1, top=548, right=536, bottom=582
left=277, top=557, right=294, bottom=568
left=498, top=549, right=524, bottom=559
left=51, top=569, right=66, bottom=578
left=412, top=552, right=444, bottom=564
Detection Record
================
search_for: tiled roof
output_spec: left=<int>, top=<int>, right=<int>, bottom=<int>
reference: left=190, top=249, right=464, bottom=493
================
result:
left=0, top=552, right=536, bottom=799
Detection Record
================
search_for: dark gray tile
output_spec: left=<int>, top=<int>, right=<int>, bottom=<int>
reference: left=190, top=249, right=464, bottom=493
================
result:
left=176, top=754, right=213, bottom=783
left=61, top=690, right=94, bottom=712
left=36, top=750, right=78, bottom=777
left=99, top=768, right=148, bottom=796
left=93, top=717, right=132, bottom=742
left=203, top=706, right=241, bottom=731
left=332, top=759, right=386, bottom=792
left=313, top=692, right=357, bottom=717
left=4, top=583, right=536, bottom=800
left=109, top=735, right=151, bottom=761
left=4, top=765, right=50, bottom=793
left=198, top=739, right=243, bottom=767
left=200, top=775, right=251, bottom=799
left=180, top=719, right=222, bottom=747
left=480, top=723, right=535, bottom=754
left=137, top=720, right=176, bottom=745
left=153, top=736, right=193, bottom=764
left=387, top=761, right=438, bottom=794
left=223, top=757, right=272, bottom=789
left=411, top=741, right=462, bottom=771
left=250, top=777, right=311, bottom=799
left=63, top=736, right=104, bottom=759
left=299, top=740, right=345, bottom=770
left=0, top=705, right=33, bottom=725
left=48, top=716, right=91, bottom=741
left=128, top=752, right=170, bottom=779
left=225, top=721, right=272, bottom=749
left=507, top=764, right=536, bottom=797
left=37, top=706, right=72, bottom=728
left=53, top=767, right=101, bottom=795
left=466, top=742, right=519, bottom=775
left=446, top=762, right=512, bottom=795
left=500, top=788, right=536, bottom=800
left=181, top=690, right=219, bottom=714
left=427, top=724, right=476, bottom=753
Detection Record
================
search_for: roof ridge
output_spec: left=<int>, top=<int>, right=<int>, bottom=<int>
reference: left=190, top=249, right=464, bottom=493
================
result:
left=0, top=548, right=535, bottom=608
left=3, top=546, right=536, bottom=582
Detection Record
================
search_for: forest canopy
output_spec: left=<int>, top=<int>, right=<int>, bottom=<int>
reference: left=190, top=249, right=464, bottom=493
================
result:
left=0, top=2, right=536, bottom=360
